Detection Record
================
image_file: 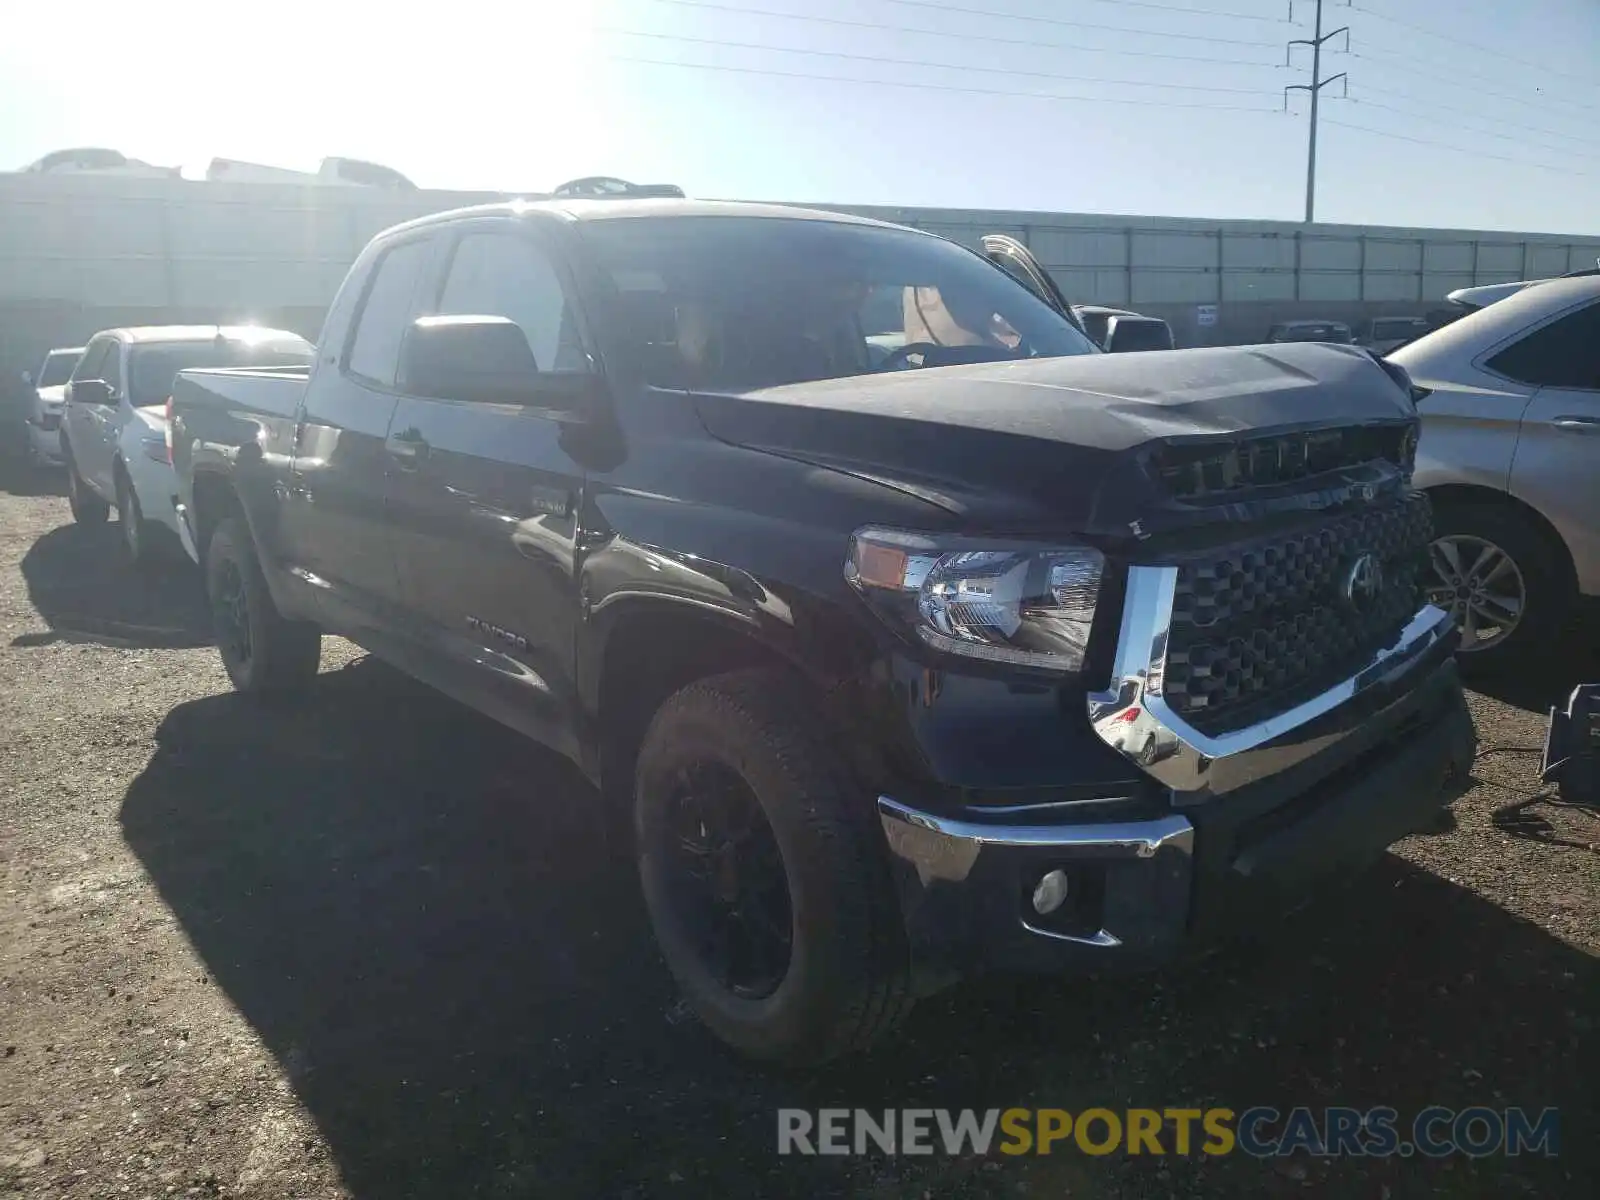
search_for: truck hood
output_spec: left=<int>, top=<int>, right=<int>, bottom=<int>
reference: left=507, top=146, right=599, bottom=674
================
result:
left=34, top=385, right=66, bottom=408
left=691, top=343, right=1417, bottom=541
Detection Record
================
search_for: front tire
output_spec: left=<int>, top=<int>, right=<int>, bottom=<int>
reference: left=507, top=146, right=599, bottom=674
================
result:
left=635, top=669, right=913, bottom=1065
left=66, top=450, right=109, bottom=525
left=115, top=469, right=154, bottom=566
left=1426, top=501, right=1569, bottom=672
left=205, top=515, right=321, bottom=695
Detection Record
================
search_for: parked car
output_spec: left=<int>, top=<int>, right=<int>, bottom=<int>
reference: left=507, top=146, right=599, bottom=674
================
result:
left=1267, top=320, right=1355, bottom=345
left=1444, top=267, right=1600, bottom=315
left=61, top=326, right=313, bottom=563
left=171, top=199, right=1472, bottom=1065
left=206, top=156, right=417, bottom=190
left=1070, top=304, right=1176, bottom=352
left=1359, top=316, right=1431, bottom=355
left=1390, top=274, right=1600, bottom=668
left=20, top=346, right=85, bottom=466
left=19, top=147, right=179, bottom=178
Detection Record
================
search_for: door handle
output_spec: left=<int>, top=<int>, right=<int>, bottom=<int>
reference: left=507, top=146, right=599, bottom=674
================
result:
left=1552, top=416, right=1600, bottom=434
left=385, top=433, right=429, bottom=465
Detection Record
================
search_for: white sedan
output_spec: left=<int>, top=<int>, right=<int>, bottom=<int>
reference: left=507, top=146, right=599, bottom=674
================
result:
left=60, top=326, right=313, bottom=564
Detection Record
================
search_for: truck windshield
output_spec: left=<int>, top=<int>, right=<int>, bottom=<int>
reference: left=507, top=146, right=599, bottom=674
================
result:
left=128, top=338, right=313, bottom=406
left=582, top=216, right=1098, bottom=392
left=37, top=351, right=81, bottom=387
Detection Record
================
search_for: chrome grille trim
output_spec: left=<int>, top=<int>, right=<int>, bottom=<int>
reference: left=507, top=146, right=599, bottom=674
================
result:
left=1087, top=564, right=1454, bottom=799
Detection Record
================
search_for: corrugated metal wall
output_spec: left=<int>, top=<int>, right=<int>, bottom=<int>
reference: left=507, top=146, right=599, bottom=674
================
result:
left=4, top=174, right=1598, bottom=429
left=829, top=204, right=1600, bottom=345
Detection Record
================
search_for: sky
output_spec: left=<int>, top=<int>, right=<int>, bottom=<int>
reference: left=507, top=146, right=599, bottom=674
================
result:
left=1, top=0, right=1597, bottom=234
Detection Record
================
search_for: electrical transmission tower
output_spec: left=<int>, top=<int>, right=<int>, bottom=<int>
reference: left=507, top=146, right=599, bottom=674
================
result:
left=1285, top=0, right=1349, bottom=223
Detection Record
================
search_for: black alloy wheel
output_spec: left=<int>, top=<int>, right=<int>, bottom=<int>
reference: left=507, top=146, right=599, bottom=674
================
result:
left=661, top=760, right=794, bottom=1000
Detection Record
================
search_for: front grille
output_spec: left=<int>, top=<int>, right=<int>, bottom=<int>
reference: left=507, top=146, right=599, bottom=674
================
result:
left=38, top=412, right=60, bottom=432
left=1160, top=492, right=1432, bottom=735
left=1151, top=424, right=1417, bottom=501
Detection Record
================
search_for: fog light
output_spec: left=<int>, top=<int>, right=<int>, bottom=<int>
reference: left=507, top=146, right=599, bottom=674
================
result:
left=1031, top=869, right=1071, bottom=915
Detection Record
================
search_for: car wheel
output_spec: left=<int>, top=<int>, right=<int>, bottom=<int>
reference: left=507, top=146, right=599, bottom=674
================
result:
left=1426, top=502, right=1568, bottom=672
left=114, top=469, right=153, bottom=566
left=635, top=669, right=914, bottom=1065
left=65, top=452, right=109, bottom=525
left=205, top=515, right=322, bottom=695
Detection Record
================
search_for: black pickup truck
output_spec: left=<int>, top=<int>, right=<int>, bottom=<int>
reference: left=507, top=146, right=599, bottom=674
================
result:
left=170, top=199, right=1475, bottom=1064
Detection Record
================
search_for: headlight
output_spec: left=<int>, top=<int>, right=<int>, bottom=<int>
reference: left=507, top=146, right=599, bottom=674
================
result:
left=845, top=527, right=1104, bottom=672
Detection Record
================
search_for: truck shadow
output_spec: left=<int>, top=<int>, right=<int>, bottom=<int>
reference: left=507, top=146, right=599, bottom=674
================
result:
left=1462, top=605, right=1600, bottom=715
left=121, top=659, right=1596, bottom=1199
left=0, top=456, right=68, bottom=499
left=15, top=523, right=211, bottom=649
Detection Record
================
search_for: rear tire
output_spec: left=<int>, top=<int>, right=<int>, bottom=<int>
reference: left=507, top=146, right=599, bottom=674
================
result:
left=635, top=669, right=914, bottom=1065
left=66, top=449, right=109, bottom=526
left=205, top=515, right=321, bottom=695
left=115, top=468, right=154, bottom=566
left=1426, top=501, right=1569, bottom=674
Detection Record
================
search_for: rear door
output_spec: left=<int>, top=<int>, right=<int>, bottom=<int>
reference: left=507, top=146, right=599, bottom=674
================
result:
left=1492, top=298, right=1600, bottom=597
left=283, top=232, right=436, bottom=638
left=979, top=234, right=1080, bottom=329
left=385, top=217, right=594, bottom=759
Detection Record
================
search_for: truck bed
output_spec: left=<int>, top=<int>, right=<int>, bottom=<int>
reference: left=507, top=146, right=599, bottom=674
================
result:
left=170, top=365, right=311, bottom=553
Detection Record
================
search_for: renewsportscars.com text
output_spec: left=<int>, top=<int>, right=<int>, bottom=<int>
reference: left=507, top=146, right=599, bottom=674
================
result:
left=777, top=1106, right=1559, bottom=1159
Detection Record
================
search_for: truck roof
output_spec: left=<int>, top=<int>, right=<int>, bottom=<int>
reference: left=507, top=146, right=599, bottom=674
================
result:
left=385, top=197, right=917, bottom=237
left=102, top=324, right=309, bottom=346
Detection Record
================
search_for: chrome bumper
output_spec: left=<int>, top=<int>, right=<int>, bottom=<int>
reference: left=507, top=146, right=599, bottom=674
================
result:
left=1088, top=564, right=1456, bottom=799
left=878, top=797, right=1195, bottom=953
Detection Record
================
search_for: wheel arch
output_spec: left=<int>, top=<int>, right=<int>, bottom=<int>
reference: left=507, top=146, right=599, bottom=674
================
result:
left=588, top=597, right=825, bottom=803
left=1423, top=483, right=1578, bottom=596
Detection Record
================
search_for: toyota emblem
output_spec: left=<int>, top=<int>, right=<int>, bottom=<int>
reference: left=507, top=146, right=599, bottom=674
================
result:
left=1340, top=553, right=1384, bottom=612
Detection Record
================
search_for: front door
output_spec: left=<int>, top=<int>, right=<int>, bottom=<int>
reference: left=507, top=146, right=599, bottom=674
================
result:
left=63, top=337, right=117, bottom=493
left=1500, top=298, right=1600, bottom=598
left=385, top=219, right=595, bottom=760
left=280, top=232, right=435, bottom=641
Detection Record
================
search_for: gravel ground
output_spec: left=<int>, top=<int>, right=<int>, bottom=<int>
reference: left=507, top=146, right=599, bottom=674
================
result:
left=0, top=466, right=1595, bottom=1199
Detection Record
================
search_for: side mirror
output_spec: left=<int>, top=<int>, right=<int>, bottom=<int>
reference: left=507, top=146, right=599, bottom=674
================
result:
left=20, top=370, right=32, bottom=386
left=70, top=379, right=114, bottom=406
left=398, top=315, right=595, bottom=411
left=1102, top=315, right=1175, bottom=354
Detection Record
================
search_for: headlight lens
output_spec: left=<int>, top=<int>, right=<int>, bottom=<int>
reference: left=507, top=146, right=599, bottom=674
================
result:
left=845, top=528, right=1104, bottom=672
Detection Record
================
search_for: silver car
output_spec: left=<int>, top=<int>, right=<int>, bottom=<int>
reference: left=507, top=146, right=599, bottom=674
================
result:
left=1391, top=274, right=1600, bottom=668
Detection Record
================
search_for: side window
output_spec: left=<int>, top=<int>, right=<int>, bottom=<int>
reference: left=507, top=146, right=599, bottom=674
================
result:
left=73, top=340, right=109, bottom=382
left=435, top=232, right=589, bottom=372
left=347, top=238, right=432, bottom=386
left=1485, top=302, right=1600, bottom=391
left=101, top=344, right=124, bottom=395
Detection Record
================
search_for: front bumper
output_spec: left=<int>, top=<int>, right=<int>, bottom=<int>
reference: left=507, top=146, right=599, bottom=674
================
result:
left=878, top=644, right=1475, bottom=975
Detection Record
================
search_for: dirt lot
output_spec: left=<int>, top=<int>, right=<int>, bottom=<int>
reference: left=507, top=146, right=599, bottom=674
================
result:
left=0, top=467, right=1595, bottom=1199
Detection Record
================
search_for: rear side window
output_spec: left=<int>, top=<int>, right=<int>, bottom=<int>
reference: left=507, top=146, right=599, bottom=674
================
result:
left=434, top=232, right=589, bottom=372
left=1485, top=302, right=1600, bottom=390
left=347, top=238, right=432, bottom=386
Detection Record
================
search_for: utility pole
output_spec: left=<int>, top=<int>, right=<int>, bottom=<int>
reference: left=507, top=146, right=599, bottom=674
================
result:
left=1285, top=0, right=1348, bottom=223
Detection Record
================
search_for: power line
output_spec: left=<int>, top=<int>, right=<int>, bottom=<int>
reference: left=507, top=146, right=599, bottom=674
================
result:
left=612, top=54, right=1289, bottom=112
left=1347, top=45, right=1599, bottom=118
left=1064, top=0, right=1286, bottom=20
left=1323, top=116, right=1593, bottom=179
left=1339, top=95, right=1600, bottom=160
left=648, top=0, right=1290, bottom=67
left=1348, top=3, right=1599, bottom=87
left=885, top=0, right=1283, bottom=47
left=605, top=29, right=1278, bottom=94
left=1346, top=81, right=1600, bottom=153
